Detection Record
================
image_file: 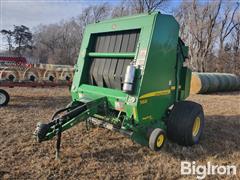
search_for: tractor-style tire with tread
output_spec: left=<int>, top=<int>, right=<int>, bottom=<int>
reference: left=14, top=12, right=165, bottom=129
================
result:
left=0, top=89, right=10, bottom=107
left=167, top=101, right=204, bottom=146
left=149, top=128, right=166, bottom=151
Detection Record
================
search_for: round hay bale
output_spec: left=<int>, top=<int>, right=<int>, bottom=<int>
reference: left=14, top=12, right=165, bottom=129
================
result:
left=236, top=76, right=240, bottom=90
left=207, top=73, right=220, bottom=92
left=215, top=73, right=226, bottom=91
left=227, top=74, right=239, bottom=91
left=190, top=73, right=202, bottom=94
left=198, top=73, right=210, bottom=93
left=221, top=74, right=231, bottom=91
left=193, top=72, right=240, bottom=93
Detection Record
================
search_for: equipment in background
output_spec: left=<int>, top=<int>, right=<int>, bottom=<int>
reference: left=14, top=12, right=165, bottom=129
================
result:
left=33, top=12, right=205, bottom=158
left=0, top=56, right=27, bottom=66
left=0, top=60, right=74, bottom=106
left=0, top=89, right=10, bottom=107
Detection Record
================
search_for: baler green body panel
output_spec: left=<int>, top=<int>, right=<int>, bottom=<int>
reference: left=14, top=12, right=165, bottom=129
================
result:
left=136, top=15, right=180, bottom=125
left=68, top=12, right=191, bottom=146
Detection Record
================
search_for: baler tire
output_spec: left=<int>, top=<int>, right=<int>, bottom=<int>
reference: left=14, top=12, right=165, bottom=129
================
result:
left=167, top=101, right=204, bottom=146
left=0, top=89, right=10, bottom=107
left=149, top=128, right=166, bottom=151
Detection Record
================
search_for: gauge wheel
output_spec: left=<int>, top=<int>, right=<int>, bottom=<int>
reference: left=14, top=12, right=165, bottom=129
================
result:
left=0, top=89, right=10, bottom=107
left=149, top=128, right=166, bottom=151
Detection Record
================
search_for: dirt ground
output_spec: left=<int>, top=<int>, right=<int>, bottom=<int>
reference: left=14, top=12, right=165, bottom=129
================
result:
left=0, top=87, right=239, bottom=180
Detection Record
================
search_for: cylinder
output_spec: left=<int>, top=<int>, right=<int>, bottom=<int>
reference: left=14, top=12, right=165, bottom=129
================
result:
left=198, top=73, right=210, bottom=93
left=190, top=72, right=240, bottom=94
left=190, top=72, right=202, bottom=94
left=207, top=73, right=220, bottom=92
left=123, top=65, right=136, bottom=93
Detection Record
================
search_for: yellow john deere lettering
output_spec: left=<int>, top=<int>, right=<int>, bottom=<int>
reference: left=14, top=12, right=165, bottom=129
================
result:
left=142, top=115, right=153, bottom=120
left=140, top=89, right=171, bottom=99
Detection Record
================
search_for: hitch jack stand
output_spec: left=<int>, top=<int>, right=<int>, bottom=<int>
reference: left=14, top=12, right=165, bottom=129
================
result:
left=34, top=97, right=107, bottom=158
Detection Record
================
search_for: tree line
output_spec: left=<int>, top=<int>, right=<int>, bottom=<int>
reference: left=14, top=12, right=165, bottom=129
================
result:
left=1, top=0, right=239, bottom=74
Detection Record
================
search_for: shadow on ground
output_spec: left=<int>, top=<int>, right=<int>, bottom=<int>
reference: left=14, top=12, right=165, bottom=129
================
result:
left=78, top=115, right=240, bottom=162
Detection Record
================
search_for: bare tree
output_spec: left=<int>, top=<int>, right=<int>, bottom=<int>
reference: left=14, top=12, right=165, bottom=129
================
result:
left=232, top=19, right=240, bottom=55
left=11, top=0, right=237, bottom=74
left=230, top=13, right=240, bottom=75
left=130, top=0, right=167, bottom=13
left=214, top=2, right=239, bottom=74
left=0, top=29, right=13, bottom=53
left=76, top=3, right=110, bottom=42
left=35, top=24, right=60, bottom=53
left=57, top=20, right=82, bottom=65
left=33, top=20, right=81, bottom=65
left=33, top=3, right=110, bottom=65
left=77, top=3, right=110, bottom=25
left=219, top=2, right=239, bottom=52
left=111, top=0, right=131, bottom=18
left=176, top=0, right=222, bottom=72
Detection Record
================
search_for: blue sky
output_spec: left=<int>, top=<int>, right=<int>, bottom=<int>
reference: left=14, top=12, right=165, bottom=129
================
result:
left=0, top=0, right=179, bottom=51
left=1, top=0, right=119, bottom=30
left=0, top=0, right=116, bottom=50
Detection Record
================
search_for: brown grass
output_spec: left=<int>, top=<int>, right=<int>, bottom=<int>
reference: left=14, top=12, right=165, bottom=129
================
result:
left=0, top=88, right=239, bottom=179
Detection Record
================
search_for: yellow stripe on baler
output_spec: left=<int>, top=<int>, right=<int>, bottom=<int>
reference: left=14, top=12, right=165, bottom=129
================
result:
left=139, top=89, right=171, bottom=99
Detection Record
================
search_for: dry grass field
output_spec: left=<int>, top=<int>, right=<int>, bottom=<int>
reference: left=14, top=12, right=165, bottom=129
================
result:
left=0, top=87, right=239, bottom=179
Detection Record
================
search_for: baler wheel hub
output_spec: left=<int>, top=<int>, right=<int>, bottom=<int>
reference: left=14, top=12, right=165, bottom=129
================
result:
left=156, top=134, right=164, bottom=147
left=149, top=128, right=166, bottom=151
left=192, top=117, right=201, bottom=137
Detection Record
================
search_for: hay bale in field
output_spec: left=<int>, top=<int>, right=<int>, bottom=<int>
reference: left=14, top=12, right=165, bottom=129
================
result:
left=190, top=73, right=202, bottom=94
left=227, top=74, right=239, bottom=90
left=190, top=72, right=240, bottom=94
left=198, top=73, right=211, bottom=93
left=207, top=73, right=220, bottom=92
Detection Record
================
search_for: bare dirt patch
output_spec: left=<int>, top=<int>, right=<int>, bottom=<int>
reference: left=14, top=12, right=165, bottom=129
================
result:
left=0, top=88, right=239, bottom=179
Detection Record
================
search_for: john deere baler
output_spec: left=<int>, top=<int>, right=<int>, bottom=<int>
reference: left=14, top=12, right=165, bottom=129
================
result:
left=34, top=12, right=204, bottom=158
